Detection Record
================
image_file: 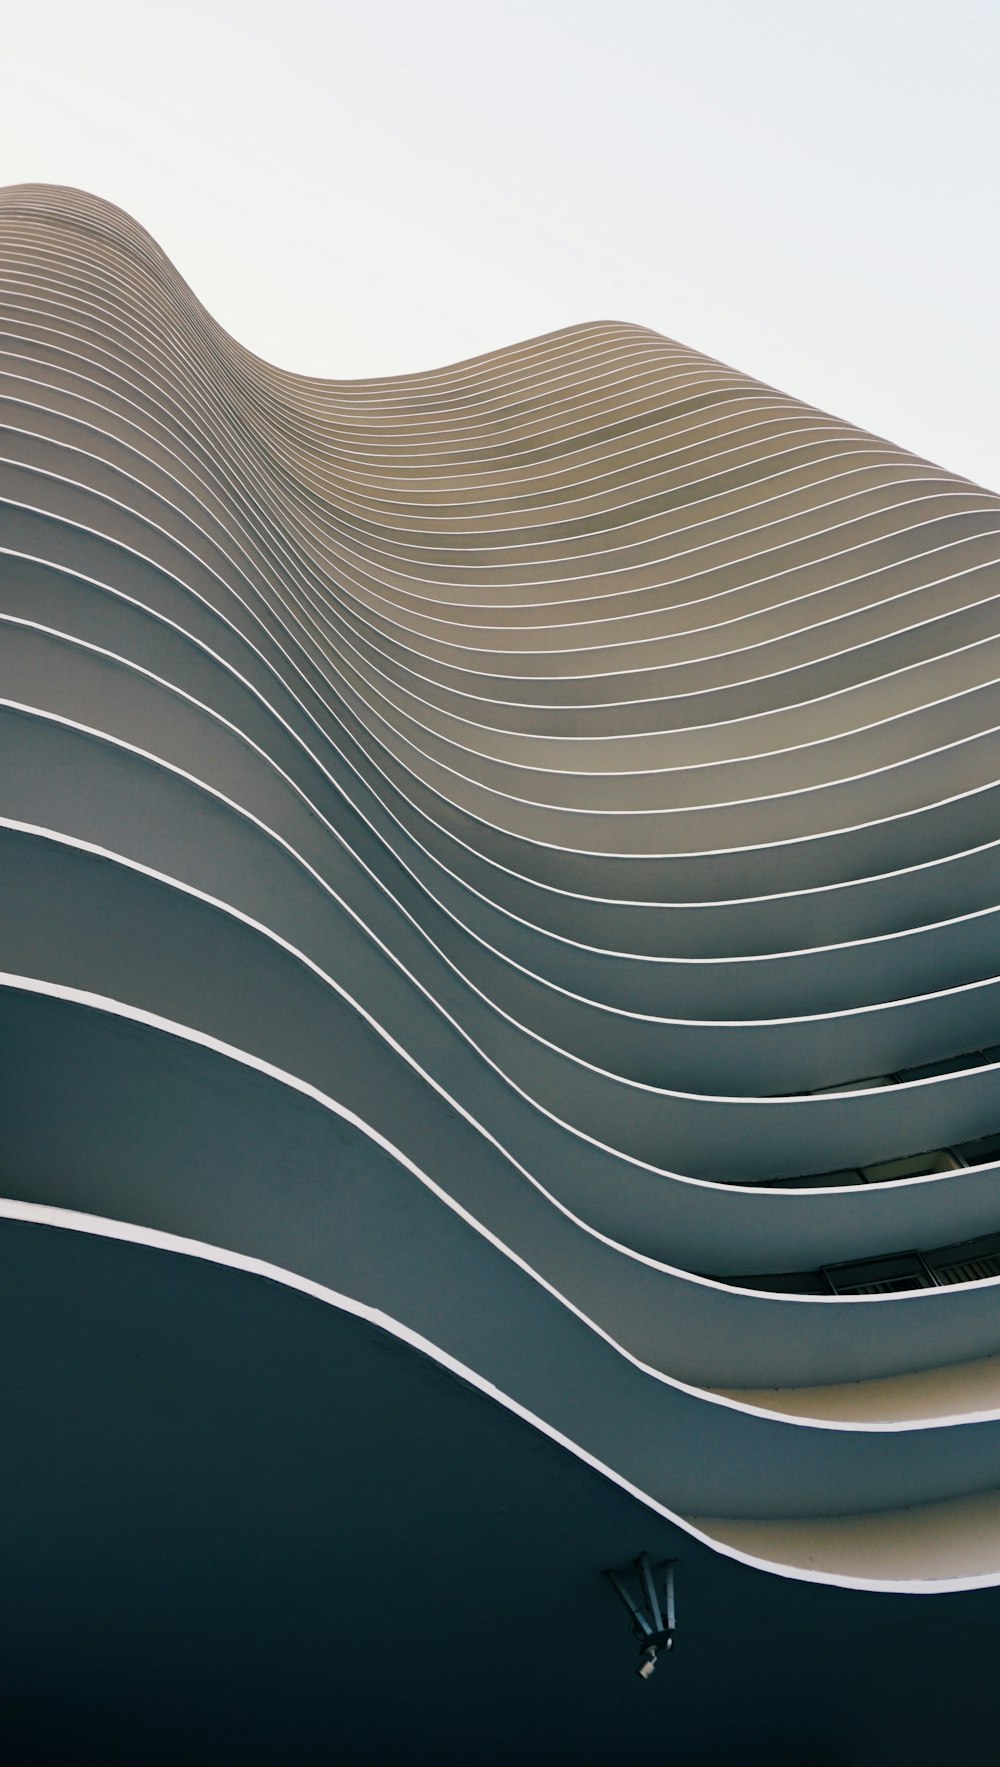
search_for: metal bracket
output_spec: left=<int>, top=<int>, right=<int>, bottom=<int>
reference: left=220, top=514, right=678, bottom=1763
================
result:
left=603, top=1553, right=676, bottom=1679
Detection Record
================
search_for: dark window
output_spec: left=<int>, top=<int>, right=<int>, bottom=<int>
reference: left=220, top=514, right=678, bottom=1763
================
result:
left=821, top=1251, right=935, bottom=1297
left=893, top=1052, right=989, bottom=1083
left=859, top=1149, right=962, bottom=1184
left=953, top=1131, right=1000, bottom=1169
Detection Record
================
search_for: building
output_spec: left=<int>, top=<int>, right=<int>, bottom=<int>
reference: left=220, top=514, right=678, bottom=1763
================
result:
left=2, top=183, right=1000, bottom=1762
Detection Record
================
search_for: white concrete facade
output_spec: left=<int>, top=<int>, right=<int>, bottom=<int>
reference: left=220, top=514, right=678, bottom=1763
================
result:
left=4, top=182, right=1000, bottom=1648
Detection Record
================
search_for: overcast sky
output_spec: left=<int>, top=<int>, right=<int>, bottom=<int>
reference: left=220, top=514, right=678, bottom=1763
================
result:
left=3, top=0, right=999, bottom=487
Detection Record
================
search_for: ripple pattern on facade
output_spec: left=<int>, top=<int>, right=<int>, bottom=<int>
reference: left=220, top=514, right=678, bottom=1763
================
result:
left=5, top=184, right=1000, bottom=1592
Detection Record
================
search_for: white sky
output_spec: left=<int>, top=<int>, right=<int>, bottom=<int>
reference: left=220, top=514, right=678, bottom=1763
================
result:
left=3, top=0, right=999, bottom=487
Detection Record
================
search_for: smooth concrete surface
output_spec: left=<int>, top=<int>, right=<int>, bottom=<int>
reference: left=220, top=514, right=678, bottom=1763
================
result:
left=0, top=1208, right=996, bottom=1766
left=4, top=184, right=1000, bottom=1622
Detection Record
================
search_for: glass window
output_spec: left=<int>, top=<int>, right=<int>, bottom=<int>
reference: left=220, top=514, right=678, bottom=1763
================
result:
left=860, top=1149, right=963, bottom=1184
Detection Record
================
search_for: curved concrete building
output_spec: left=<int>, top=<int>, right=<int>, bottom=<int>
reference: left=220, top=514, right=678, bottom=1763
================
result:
left=3, top=183, right=1000, bottom=1760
